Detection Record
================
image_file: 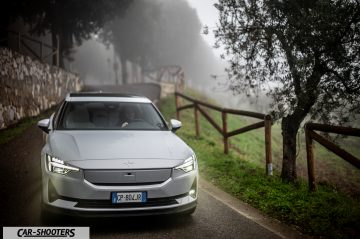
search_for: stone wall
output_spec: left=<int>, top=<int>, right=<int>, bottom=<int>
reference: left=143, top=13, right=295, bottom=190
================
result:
left=0, top=48, right=82, bottom=129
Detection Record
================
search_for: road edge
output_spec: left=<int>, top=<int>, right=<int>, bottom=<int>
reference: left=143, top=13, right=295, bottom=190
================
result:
left=199, top=177, right=311, bottom=239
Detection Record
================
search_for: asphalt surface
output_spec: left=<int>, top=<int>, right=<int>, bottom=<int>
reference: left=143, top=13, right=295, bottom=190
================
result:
left=0, top=124, right=282, bottom=239
left=0, top=84, right=289, bottom=238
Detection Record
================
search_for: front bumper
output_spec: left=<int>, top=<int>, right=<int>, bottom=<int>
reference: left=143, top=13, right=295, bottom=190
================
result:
left=42, top=200, right=197, bottom=217
left=41, top=162, right=198, bottom=216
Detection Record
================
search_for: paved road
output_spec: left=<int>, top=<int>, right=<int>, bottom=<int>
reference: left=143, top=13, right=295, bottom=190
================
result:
left=0, top=84, right=299, bottom=238
left=0, top=124, right=282, bottom=238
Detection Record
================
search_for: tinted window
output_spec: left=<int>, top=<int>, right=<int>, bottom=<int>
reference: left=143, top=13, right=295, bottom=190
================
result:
left=58, top=102, right=167, bottom=130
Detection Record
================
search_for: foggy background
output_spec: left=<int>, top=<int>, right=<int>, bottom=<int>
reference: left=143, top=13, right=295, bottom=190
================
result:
left=66, top=0, right=271, bottom=113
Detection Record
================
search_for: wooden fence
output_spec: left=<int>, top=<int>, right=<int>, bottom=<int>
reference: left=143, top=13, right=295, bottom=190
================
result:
left=0, top=29, right=59, bottom=66
left=175, top=91, right=273, bottom=175
left=304, top=122, right=360, bottom=191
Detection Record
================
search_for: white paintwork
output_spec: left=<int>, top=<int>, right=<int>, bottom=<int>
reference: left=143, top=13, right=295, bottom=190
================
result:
left=170, top=119, right=182, bottom=131
left=66, top=96, right=151, bottom=103
left=37, top=118, right=50, bottom=128
left=49, top=130, right=192, bottom=169
left=40, top=93, right=198, bottom=215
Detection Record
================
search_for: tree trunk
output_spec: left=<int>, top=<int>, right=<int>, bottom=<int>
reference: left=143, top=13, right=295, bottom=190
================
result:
left=51, top=30, right=57, bottom=66
left=281, top=116, right=301, bottom=182
left=132, top=63, right=138, bottom=83
left=121, top=56, right=128, bottom=84
left=59, top=49, right=65, bottom=68
left=51, top=23, right=64, bottom=68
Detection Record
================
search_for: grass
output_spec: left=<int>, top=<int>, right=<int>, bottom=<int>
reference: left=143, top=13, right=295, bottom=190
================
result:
left=0, top=107, right=56, bottom=145
left=173, top=89, right=360, bottom=195
left=1, top=92, right=359, bottom=237
left=159, top=90, right=360, bottom=238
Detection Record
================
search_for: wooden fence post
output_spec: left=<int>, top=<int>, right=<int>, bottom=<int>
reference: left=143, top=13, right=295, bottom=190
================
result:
left=305, top=124, right=316, bottom=192
left=222, top=112, right=228, bottom=154
left=195, top=104, right=200, bottom=138
left=174, top=92, right=275, bottom=159
left=264, top=115, right=273, bottom=175
left=175, top=93, right=180, bottom=120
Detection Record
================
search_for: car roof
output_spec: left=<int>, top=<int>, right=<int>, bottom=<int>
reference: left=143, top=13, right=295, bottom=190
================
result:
left=65, top=92, right=152, bottom=103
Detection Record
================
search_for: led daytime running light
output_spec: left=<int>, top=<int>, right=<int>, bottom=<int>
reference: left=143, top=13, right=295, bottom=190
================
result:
left=175, top=155, right=196, bottom=172
left=49, top=161, right=79, bottom=172
left=46, top=154, right=79, bottom=174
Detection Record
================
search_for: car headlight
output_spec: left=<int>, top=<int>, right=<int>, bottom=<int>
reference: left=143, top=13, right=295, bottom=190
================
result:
left=46, top=154, right=79, bottom=175
left=175, top=155, right=196, bottom=173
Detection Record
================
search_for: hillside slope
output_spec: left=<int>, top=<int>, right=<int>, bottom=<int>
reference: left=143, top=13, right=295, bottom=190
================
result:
left=158, top=91, right=360, bottom=238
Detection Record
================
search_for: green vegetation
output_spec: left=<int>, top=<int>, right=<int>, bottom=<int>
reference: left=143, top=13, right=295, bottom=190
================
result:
left=159, top=92, right=360, bottom=238
left=1, top=91, right=359, bottom=237
left=0, top=108, right=55, bottom=145
left=212, top=0, right=360, bottom=183
left=0, top=117, right=39, bottom=145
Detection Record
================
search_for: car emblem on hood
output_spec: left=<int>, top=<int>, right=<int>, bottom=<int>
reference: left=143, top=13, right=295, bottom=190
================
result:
left=122, top=161, right=134, bottom=167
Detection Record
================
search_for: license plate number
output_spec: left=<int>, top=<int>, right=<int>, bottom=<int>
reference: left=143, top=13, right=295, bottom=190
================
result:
left=111, top=192, right=147, bottom=203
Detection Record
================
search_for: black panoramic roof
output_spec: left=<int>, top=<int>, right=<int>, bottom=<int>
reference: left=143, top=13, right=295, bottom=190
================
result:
left=69, top=92, right=145, bottom=98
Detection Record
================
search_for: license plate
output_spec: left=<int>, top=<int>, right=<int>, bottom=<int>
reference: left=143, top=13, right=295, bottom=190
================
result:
left=111, top=192, right=147, bottom=203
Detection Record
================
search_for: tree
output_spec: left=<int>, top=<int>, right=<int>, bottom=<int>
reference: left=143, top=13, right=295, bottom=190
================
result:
left=213, top=0, right=360, bottom=182
left=2, top=0, right=132, bottom=67
left=101, top=0, right=214, bottom=85
left=101, top=0, right=162, bottom=84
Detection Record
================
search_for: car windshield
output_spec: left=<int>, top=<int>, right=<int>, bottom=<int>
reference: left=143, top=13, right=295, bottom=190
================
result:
left=58, top=101, right=168, bottom=130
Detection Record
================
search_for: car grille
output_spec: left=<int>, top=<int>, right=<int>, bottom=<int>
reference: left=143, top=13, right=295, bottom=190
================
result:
left=84, top=169, right=172, bottom=185
left=70, top=194, right=187, bottom=208
left=49, top=178, right=187, bottom=209
left=90, top=182, right=165, bottom=186
left=75, top=198, right=176, bottom=208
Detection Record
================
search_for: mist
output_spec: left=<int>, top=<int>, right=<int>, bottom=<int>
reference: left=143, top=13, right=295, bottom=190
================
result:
left=67, top=0, right=271, bottom=113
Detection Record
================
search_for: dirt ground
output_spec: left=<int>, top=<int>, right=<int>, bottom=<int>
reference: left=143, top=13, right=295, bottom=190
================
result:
left=0, top=124, right=43, bottom=225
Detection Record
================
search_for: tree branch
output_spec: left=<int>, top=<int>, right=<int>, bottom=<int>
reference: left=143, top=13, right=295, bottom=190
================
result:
left=324, top=67, right=360, bottom=94
left=273, top=29, right=302, bottom=97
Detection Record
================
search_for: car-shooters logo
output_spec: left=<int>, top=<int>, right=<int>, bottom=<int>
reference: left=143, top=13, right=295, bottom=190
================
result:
left=18, top=228, right=75, bottom=237
left=3, top=227, right=89, bottom=239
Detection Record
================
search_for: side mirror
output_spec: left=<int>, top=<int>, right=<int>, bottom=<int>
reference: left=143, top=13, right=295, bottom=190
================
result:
left=170, top=119, right=182, bottom=132
left=37, top=118, right=50, bottom=134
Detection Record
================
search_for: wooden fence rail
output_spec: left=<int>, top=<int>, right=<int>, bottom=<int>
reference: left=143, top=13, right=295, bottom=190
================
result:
left=175, top=91, right=273, bottom=175
left=304, top=122, right=360, bottom=191
left=0, top=29, right=59, bottom=66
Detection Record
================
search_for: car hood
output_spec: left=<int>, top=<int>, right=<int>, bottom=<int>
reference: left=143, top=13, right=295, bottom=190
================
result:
left=48, top=130, right=193, bottom=169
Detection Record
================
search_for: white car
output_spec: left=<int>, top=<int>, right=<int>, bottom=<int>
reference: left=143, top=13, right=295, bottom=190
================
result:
left=37, top=92, right=198, bottom=218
